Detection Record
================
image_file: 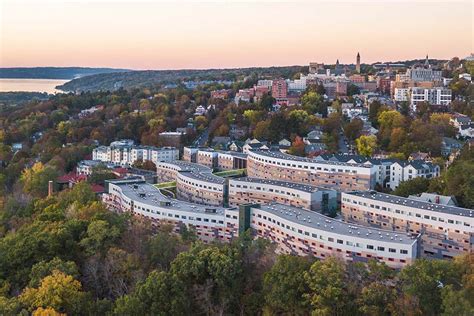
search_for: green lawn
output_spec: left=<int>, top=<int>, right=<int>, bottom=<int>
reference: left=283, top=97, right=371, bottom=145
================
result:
left=213, top=169, right=246, bottom=178
left=154, top=181, right=176, bottom=189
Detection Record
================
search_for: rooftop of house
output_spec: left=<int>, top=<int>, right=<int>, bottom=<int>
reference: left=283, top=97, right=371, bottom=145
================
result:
left=408, top=193, right=458, bottom=206
left=255, top=203, right=418, bottom=245
left=346, top=191, right=474, bottom=218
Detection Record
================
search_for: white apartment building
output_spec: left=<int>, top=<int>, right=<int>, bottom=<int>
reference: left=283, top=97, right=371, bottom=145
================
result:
left=393, top=88, right=410, bottom=102
left=257, top=79, right=273, bottom=89
left=410, top=87, right=452, bottom=111
left=287, top=77, right=307, bottom=91
left=388, top=160, right=440, bottom=190
left=92, top=142, right=178, bottom=166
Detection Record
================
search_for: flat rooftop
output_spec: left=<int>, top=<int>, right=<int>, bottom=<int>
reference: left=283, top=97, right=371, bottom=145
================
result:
left=179, top=170, right=226, bottom=185
left=257, top=202, right=418, bottom=245
left=347, top=191, right=474, bottom=218
left=111, top=180, right=231, bottom=215
left=217, top=151, right=248, bottom=159
left=157, top=160, right=212, bottom=173
left=231, top=177, right=330, bottom=193
left=250, top=150, right=372, bottom=168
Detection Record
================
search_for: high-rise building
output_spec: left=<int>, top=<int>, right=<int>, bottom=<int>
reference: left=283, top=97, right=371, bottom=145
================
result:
left=356, top=52, right=361, bottom=73
left=271, top=79, right=288, bottom=99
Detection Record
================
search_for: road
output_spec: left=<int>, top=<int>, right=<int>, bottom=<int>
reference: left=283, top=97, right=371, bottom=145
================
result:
left=194, top=129, right=209, bottom=147
left=193, top=128, right=209, bottom=147
left=338, top=131, right=350, bottom=154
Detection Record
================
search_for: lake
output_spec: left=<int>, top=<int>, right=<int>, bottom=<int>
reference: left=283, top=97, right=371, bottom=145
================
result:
left=0, top=78, right=69, bottom=94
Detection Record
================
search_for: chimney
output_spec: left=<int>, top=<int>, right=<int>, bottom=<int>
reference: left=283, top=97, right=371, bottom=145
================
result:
left=435, top=195, right=440, bottom=204
left=48, top=180, right=54, bottom=197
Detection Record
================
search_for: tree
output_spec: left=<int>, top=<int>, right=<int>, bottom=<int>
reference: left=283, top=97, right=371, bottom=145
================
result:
left=356, top=135, right=378, bottom=157
left=301, top=91, right=325, bottom=115
left=20, top=162, right=59, bottom=197
left=79, top=220, right=121, bottom=256
left=132, top=160, right=156, bottom=171
left=288, top=136, right=306, bottom=157
left=399, top=259, right=457, bottom=315
left=347, top=84, right=361, bottom=96
left=263, top=255, right=311, bottom=315
left=19, top=270, right=87, bottom=315
left=344, top=119, right=363, bottom=141
left=415, top=101, right=433, bottom=120
left=304, top=257, right=350, bottom=316
left=29, top=258, right=79, bottom=288
left=392, top=177, right=431, bottom=197
left=147, top=230, right=182, bottom=270
left=170, top=246, right=243, bottom=315
left=113, top=270, right=190, bottom=316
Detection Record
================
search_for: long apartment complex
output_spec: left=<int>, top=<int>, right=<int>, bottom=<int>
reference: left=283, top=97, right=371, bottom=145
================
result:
left=93, top=140, right=179, bottom=166
left=156, top=160, right=227, bottom=207
left=183, top=146, right=247, bottom=170
left=103, top=179, right=418, bottom=268
left=104, top=179, right=238, bottom=243
left=247, top=150, right=376, bottom=191
left=341, top=191, right=474, bottom=259
left=228, top=177, right=337, bottom=213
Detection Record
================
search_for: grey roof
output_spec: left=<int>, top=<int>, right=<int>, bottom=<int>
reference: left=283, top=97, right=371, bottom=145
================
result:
left=180, top=170, right=226, bottom=185
left=347, top=191, right=474, bottom=218
left=158, top=160, right=212, bottom=173
left=231, top=177, right=331, bottom=193
left=216, top=151, right=248, bottom=159
left=109, top=179, right=231, bottom=215
left=257, top=203, right=418, bottom=245
left=251, top=150, right=373, bottom=168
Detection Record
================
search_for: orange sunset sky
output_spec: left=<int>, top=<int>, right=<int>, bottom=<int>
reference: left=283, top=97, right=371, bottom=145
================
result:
left=1, top=0, right=472, bottom=70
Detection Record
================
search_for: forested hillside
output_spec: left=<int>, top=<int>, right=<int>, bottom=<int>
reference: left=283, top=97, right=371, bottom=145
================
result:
left=0, top=67, right=130, bottom=80
left=57, top=66, right=306, bottom=92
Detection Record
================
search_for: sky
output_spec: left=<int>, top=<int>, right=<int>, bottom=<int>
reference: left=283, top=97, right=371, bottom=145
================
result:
left=0, top=0, right=472, bottom=70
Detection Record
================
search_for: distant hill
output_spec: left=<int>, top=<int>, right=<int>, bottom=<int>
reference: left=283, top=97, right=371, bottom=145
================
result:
left=56, top=66, right=306, bottom=92
left=0, top=67, right=131, bottom=80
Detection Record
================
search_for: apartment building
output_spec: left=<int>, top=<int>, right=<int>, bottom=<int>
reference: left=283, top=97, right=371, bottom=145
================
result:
left=156, top=160, right=211, bottom=182
left=103, top=179, right=239, bottom=244
left=247, top=150, right=376, bottom=191
left=176, top=171, right=227, bottom=207
left=409, top=87, right=452, bottom=111
left=196, top=149, right=218, bottom=169
left=388, top=160, right=440, bottom=190
left=102, top=179, right=418, bottom=268
left=228, top=177, right=337, bottom=212
left=341, top=191, right=474, bottom=259
left=92, top=142, right=178, bottom=166
left=241, top=203, right=418, bottom=268
left=183, top=147, right=248, bottom=170
left=271, top=79, right=288, bottom=99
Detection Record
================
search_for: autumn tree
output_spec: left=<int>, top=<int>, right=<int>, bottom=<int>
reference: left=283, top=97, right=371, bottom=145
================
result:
left=356, top=135, right=378, bottom=157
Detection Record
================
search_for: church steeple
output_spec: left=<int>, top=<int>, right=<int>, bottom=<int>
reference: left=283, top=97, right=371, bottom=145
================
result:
left=356, top=52, right=361, bottom=73
left=425, top=54, right=429, bottom=66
